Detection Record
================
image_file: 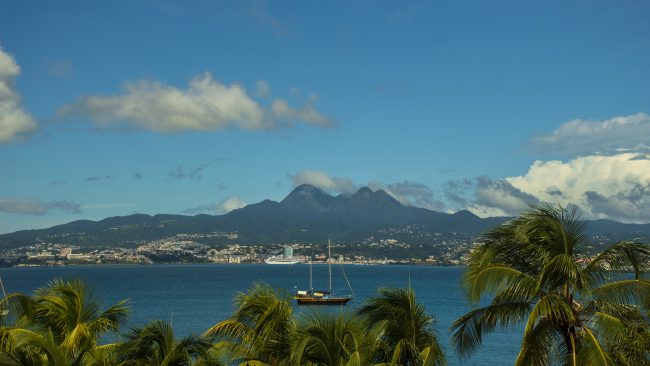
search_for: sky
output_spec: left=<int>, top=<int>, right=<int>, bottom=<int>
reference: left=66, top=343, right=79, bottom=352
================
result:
left=1, top=0, right=650, bottom=234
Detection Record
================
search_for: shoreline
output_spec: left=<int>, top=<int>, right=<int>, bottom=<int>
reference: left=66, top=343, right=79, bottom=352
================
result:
left=0, top=261, right=467, bottom=269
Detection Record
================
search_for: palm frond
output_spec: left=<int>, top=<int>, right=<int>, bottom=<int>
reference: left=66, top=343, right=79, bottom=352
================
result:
left=586, top=241, right=650, bottom=279
left=463, top=264, right=536, bottom=303
left=9, top=328, right=69, bottom=366
left=514, top=318, right=559, bottom=366
left=90, top=299, right=129, bottom=335
left=589, top=279, right=650, bottom=306
left=205, top=319, right=251, bottom=343
left=293, top=311, right=372, bottom=366
left=537, top=253, right=587, bottom=293
left=451, top=300, right=530, bottom=357
left=357, top=287, right=445, bottom=365
left=523, top=294, right=574, bottom=336
left=576, top=326, right=610, bottom=366
left=208, top=283, right=294, bottom=365
left=463, top=264, right=540, bottom=302
left=587, top=312, right=627, bottom=346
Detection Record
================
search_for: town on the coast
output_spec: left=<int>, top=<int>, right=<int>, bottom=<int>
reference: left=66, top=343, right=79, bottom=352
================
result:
left=0, top=229, right=610, bottom=267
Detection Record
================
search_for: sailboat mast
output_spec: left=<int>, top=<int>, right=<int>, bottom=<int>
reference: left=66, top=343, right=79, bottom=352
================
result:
left=0, top=277, right=6, bottom=300
left=0, top=277, right=7, bottom=299
left=309, top=261, right=313, bottom=290
left=328, top=238, right=332, bottom=293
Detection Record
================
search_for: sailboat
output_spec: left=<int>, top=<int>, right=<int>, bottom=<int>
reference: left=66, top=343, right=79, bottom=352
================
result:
left=294, top=239, right=353, bottom=305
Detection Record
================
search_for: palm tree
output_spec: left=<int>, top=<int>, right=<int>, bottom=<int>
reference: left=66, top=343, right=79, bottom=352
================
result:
left=205, top=283, right=295, bottom=366
left=0, top=278, right=129, bottom=366
left=604, top=309, right=650, bottom=366
left=118, top=319, right=212, bottom=366
left=290, top=311, right=378, bottom=366
left=451, top=204, right=650, bottom=365
left=357, top=288, right=446, bottom=366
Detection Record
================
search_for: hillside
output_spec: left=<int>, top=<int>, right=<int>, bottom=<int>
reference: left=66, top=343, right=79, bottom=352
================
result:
left=1, top=185, right=649, bottom=250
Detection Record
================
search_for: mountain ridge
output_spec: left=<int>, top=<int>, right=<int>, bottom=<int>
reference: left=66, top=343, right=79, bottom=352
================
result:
left=1, top=184, right=649, bottom=249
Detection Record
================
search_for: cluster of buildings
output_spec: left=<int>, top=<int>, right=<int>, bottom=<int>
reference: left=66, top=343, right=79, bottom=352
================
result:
left=7, top=244, right=150, bottom=267
left=0, top=229, right=612, bottom=267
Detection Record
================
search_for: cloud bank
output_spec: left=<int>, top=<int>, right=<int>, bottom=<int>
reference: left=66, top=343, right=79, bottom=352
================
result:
left=442, top=153, right=650, bottom=222
left=505, top=153, right=650, bottom=223
left=0, top=198, right=81, bottom=215
left=290, top=170, right=357, bottom=194
left=525, top=113, right=650, bottom=156
left=0, top=46, right=37, bottom=143
left=60, top=72, right=333, bottom=133
left=438, top=112, right=650, bottom=222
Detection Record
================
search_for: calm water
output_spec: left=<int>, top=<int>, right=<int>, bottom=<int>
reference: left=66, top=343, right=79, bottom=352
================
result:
left=0, top=264, right=521, bottom=365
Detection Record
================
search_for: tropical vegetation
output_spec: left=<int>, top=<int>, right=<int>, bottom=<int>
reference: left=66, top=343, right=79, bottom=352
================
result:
left=451, top=204, right=650, bottom=365
left=357, top=288, right=445, bottom=366
left=0, top=280, right=444, bottom=365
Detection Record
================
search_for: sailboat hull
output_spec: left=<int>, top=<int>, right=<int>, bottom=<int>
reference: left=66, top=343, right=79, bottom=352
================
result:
left=295, top=296, right=352, bottom=305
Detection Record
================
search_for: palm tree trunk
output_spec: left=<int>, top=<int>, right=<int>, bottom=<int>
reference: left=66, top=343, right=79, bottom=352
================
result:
left=563, top=326, right=577, bottom=366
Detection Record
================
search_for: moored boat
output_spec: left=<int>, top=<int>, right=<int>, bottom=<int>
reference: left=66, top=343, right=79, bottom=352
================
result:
left=265, top=246, right=301, bottom=265
left=294, top=290, right=352, bottom=305
left=294, top=239, right=353, bottom=305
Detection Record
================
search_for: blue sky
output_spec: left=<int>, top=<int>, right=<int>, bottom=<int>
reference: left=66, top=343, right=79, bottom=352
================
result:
left=1, top=0, right=650, bottom=233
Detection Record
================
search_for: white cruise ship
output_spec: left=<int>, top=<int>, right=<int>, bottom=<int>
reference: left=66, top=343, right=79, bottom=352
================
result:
left=265, top=246, right=301, bottom=265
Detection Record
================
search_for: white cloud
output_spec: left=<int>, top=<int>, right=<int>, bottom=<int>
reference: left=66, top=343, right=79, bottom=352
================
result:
left=220, top=196, right=246, bottom=213
left=525, top=113, right=650, bottom=156
left=181, top=195, right=247, bottom=215
left=289, top=170, right=357, bottom=194
left=0, top=198, right=81, bottom=215
left=270, top=99, right=332, bottom=127
left=504, top=153, right=650, bottom=223
left=0, top=46, right=37, bottom=143
left=60, top=72, right=334, bottom=133
left=450, top=154, right=650, bottom=222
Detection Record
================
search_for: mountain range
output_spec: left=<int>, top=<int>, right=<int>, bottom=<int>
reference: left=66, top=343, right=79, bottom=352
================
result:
left=1, top=184, right=649, bottom=250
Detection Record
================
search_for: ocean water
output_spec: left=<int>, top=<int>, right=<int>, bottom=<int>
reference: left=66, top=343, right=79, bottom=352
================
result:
left=0, top=264, right=521, bottom=365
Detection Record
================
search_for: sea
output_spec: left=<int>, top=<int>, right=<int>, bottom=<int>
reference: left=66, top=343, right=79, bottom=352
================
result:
left=0, top=264, right=522, bottom=365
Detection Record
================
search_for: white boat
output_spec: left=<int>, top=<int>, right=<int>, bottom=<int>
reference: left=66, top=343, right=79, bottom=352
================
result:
left=265, top=246, right=301, bottom=265
left=265, top=257, right=301, bottom=265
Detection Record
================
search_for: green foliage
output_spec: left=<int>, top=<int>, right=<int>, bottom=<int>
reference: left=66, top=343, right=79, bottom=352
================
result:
left=117, top=320, right=213, bottom=366
left=0, top=279, right=449, bottom=365
left=291, top=312, right=376, bottom=366
left=205, top=283, right=295, bottom=366
left=0, top=278, right=129, bottom=365
left=451, top=204, right=650, bottom=365
left=357, top=288, right=446, bottom=366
